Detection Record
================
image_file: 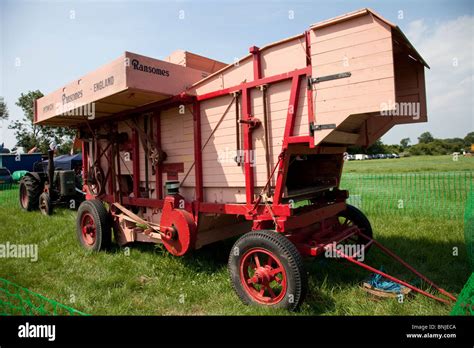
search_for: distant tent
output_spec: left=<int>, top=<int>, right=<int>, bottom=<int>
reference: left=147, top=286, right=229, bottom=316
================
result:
left=40, top=153, right=82, bottom=171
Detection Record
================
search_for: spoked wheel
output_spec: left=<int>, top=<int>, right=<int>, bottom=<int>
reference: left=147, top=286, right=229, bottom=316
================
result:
left=228, top=230, right=307, bottom=311
left=76, top=199, right=111, bottom=251
left=337, top=204, right=374, bottom=254
left=81, top=213, right=96, bottom=246
left=39, top=192, right=53, bottom=216
left=240, top=248, right=288, bottom=305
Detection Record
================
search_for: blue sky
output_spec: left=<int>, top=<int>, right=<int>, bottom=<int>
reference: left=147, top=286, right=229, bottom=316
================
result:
left=0, top=0, right=473, bottom=148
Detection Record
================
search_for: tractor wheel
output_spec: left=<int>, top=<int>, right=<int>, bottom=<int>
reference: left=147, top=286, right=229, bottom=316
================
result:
left=228, top=230, right=307, bottom=311
left=39, top=192, right=53, bottom=216
left=19, top=175, right=41, bottom=211
left=76, top=199, right=111, bottom=251
left=337, top=204, right=374, bottom=254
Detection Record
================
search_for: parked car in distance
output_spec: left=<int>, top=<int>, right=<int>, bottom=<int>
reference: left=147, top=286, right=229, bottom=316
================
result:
left=0, top=167, right=13, bottom=189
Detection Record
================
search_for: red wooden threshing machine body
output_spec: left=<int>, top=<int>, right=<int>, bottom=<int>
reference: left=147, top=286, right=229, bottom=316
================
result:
left=35, top=9, right=456, bottom=309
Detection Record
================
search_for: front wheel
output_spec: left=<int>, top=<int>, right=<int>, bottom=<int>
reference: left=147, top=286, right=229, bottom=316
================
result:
left=228, top=230, right=307, bottom=311
left=76, top=199, right=111, bottom=251
left=39, top=192, right=53, bottom=216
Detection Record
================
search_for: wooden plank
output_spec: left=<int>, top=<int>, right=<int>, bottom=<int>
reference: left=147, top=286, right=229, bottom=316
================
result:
left=322, top=130, right=360, bottom=144
left=313, top=25, right=391, bottom=55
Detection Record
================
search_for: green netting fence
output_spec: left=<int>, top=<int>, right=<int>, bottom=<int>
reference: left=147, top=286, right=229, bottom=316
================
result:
left=0, top=183, right=19, bottom=207
left=450, top=272, right=474, bottom=316
left=465, top=189, right=474, bottom=271
left=1, top=172, right=473, bottom=218
left=340, top=171, right=474, bottom=219
left=0, top=277, right=87, bottom=315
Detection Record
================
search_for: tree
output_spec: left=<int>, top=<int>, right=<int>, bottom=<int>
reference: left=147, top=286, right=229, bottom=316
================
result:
left=0, top=97, right=8, bottom=120
left=464, top=132, right=474, bottom=146
left=9, top=90, right=75, bottom=154
left=400, top=137, right=411, bottom=149
left=418, top=132, right=434, bottom=144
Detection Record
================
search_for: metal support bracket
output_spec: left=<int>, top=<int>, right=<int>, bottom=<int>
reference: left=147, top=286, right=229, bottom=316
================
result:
left=310, top=122, right=336, bottom=134
left=308, top=72, right=351, bottom=86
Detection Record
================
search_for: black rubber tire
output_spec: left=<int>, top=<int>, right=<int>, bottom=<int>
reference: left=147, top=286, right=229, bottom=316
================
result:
left=228, top=230, right=307, bottom=311
left=19, top=175, right=42, bottom=211
left=76, top=199, right=111, bottom=251
left=39, top=192, right=53, bottom=216
left=338, top=204, right=373, bottom=252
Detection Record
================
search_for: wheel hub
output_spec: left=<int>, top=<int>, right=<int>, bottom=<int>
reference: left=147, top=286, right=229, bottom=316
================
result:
left=240, top=248, right=287, bottom=304
left=81, top=213, right=96, bottom=246
left=254, top=265, right=274, bottom=284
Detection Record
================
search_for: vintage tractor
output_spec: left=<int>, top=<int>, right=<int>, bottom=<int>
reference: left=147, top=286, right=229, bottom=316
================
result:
left=19, top=150, right=84, bottom=215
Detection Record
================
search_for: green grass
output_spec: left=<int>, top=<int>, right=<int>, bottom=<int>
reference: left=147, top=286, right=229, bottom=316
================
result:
left=0, top=197, right=469, bottom=315
left=344, top=155, right=474, bottom=173
left=0, top=155, right=472, bottom=315
left=341, top=171, right=473, bottom=220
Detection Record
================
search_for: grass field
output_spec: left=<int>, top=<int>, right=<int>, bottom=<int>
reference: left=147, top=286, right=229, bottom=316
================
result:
left=344, top=154, right=473, bottom=173
left=0, top=155, right=472, bottom=315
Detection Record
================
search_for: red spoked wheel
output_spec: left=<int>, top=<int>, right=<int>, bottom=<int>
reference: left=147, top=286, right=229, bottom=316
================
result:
left=336, top=204, right=374, bottom=255
left=228, top=230, right=307, bottom=311
left=240, top=248, right=287, bottom=304
left=76, top=199, right=111, bottom=251
left=81, top=212, right=97, bottom=246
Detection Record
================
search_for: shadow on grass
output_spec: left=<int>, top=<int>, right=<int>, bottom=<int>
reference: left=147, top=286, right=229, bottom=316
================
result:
left=305, top=234, right=470, bottom=299
left=106, top=232, right=469, bottom=312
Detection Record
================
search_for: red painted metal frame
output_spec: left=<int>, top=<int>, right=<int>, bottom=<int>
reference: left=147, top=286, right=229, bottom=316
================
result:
left=197, top=67, right=310, bottom=102
left=249, top=46, right=262, bottom=80
left=132, top=127, right=140, bottom=198
left=193, top=101, right=204, bottom=202
left=154, top=110, right=163, bottom=200
left=241, top=87, right=255, bottom=206
left=332, top=232, right=457, bottom=305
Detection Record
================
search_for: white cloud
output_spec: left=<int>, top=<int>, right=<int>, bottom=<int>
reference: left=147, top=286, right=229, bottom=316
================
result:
left=384, top=16, right=474, bottom=144
left=406, top=19, right=428, bottom=43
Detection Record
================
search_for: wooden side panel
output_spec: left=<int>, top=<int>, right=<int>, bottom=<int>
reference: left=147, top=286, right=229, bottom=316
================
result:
left=198, top=76, right=309, bottom=203
left=160, top=106, right=196, bottom=199
left=260, top=37, right=307, bottom=77
left=126, top=52, right=204, bottom=96
left=310, top=13, right=397, bottom=145
left=192, top=58, right=254, bottom=95
left=36, top=54, right=128, bottom=124
left=393, top=53, right=427, bottom=123
left=165, top=49, right=228, bottom=75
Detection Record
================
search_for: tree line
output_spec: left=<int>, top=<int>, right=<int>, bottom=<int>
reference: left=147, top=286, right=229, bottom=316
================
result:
left=348, top=131, right=474, bottom=156
left=0, top=91, right=75, bottom=155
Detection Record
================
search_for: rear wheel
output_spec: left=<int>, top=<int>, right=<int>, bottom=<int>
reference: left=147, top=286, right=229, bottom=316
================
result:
left=337, top=204, right=373, bottom=254
left=76, top=199, right=111, bottom=251
left=19, top=175, right=42, bottom=211
left=39, top=192, right=53, bottom=216
left=228, top=230, right=307, bottom=311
